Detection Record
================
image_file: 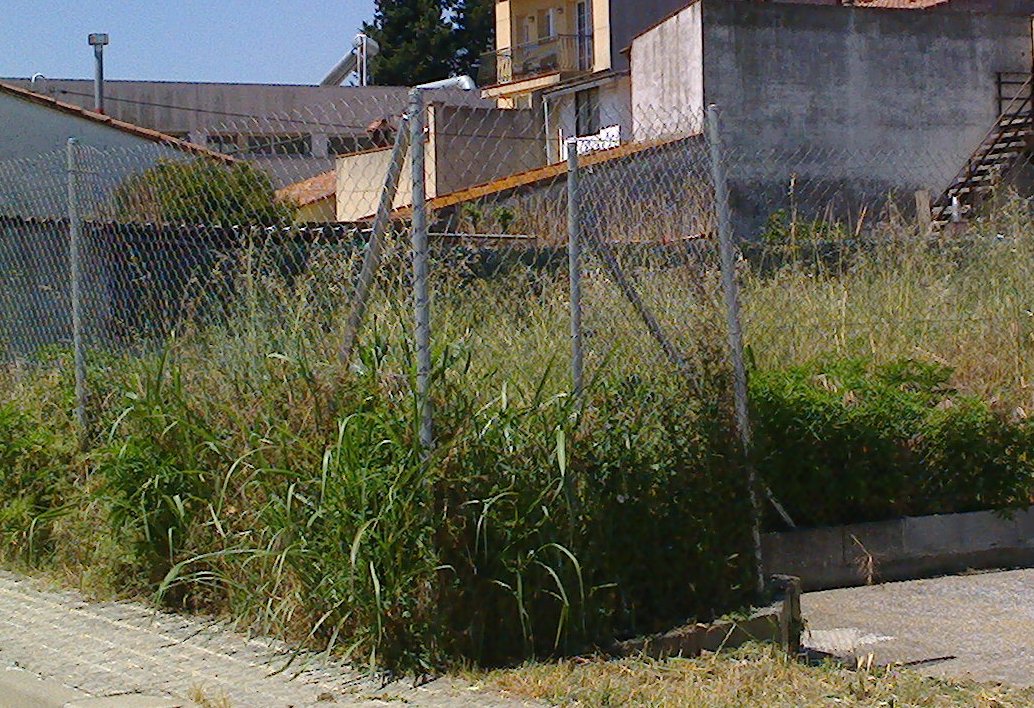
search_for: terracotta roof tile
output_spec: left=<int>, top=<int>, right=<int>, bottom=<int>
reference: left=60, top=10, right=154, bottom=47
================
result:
left=277, top=170, right=335, bottom=207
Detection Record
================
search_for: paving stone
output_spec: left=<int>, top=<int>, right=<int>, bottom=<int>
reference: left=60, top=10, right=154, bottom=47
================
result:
left=0, top=571, right=534, bottom=706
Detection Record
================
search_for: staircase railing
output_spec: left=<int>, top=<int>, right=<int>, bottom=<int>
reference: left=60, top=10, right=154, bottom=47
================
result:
left=997, top=71, right=1032, bottom=117
left=933, top=73, right=1034, bottom=220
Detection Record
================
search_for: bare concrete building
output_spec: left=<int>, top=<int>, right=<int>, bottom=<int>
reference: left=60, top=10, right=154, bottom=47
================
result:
left=629, top=0, right=1034, bottom=233
left=2, top=78, right=493, bottom=186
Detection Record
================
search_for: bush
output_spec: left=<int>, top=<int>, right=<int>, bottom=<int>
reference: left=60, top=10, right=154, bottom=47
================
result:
left=751, top=357, right=1034, bottom=528
left=111, top=158, right=293, bottom=226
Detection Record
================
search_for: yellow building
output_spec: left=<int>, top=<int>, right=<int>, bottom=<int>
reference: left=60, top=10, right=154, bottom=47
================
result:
left=480, top=0, right=688, bottom=161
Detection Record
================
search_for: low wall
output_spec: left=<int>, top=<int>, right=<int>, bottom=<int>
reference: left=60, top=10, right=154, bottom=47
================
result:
left=764, top=507, right=1034, bottom=591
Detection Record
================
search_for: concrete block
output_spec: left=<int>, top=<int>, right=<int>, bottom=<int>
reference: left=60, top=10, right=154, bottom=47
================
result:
left=903, top=513, right=968, bottom=555
left=0, top=667, right=84, bottom=708
left=840, top=519, right=906, bottom=563
left=906, top=510, right=1021, bottom=556
left=613, top=576, right=801, bottom=660
left=767, top=505, right=1034, bottom=591
left=1010, top=508, right=1034, bottom=541
left=66, top=696, right=183, bottom=707
left=762, top=526, right=842, bottom=582
left=957, top=510, right=1023, bottom=550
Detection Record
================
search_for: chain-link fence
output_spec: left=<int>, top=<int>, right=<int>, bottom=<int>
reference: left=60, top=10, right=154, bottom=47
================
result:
left=4, top=90, right=1034, bottom=594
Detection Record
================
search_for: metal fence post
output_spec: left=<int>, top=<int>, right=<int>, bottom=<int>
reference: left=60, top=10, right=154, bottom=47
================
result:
left=566, top=139, right=584, bottom=399
left=339, top=113, right=413, bottom=365
left=409, top=89, right=433, bottom=452
left=706, top=105, right=765, bottom=597
left=66, top=138, right=88, bottom=441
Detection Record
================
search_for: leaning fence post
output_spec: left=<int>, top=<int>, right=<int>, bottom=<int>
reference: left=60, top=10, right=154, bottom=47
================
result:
left=409, top=89, right=433, bottom=452
left=66, top=138, right=88, bottom=443
left=339, top=113, right=413, bottom=365
left=706, top=105, right=765, bottom=597
left=566, top=139, right=585, bottom=399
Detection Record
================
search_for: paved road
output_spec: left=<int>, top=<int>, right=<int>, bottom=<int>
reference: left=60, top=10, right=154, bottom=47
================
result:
left=0, top=571, right=529, bottom=707
left=803, top=568, right=1034, bottom=687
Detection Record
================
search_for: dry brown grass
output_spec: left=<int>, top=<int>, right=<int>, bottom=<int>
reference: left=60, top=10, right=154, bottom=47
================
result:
left=481, top=644, right=1034, bottom=707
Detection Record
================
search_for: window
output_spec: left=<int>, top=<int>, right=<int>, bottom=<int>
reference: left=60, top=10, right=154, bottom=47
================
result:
left=328, top=135, right=378, bottom=155
left=575, top=88, right=600, bottom=137
left=536, top=9, right=554, bottom=41
left=206, top=134, right=240, bottom=154
left=576, top=1, right=593, bottom=71
left=245, top=134, right=312, bottom=156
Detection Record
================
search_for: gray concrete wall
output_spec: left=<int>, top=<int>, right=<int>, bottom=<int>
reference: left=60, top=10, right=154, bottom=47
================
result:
left=698, top=1, right=1033, bottom=237
left=3, top=80, right=491, bottom=142
left=764, top=507, right=1034, bottom=591
left=630, top=2, right=705, bottom=141
left=0, top=220, right=108, bottom=358
left=431, top=104, right=546, bottom=194
left=336, top=146, right=415, bottom=222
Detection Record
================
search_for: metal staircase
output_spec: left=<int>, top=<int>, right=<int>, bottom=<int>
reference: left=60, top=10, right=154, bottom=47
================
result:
left=931, top=73, right=1034, bottom=228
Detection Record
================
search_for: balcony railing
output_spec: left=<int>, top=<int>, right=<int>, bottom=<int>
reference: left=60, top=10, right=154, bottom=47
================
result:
left=479, top=34, right=593, bottom=87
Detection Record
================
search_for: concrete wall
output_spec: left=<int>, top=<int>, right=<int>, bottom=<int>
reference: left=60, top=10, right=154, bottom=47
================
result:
left=630, top=2, right=705, bottom=141
left=698, top=1, right=1034, bottom=237
left=5, top=80, right=491, bottom=142
left=764, top=507, right=1034, bottom=591
left=336, top=105, right=545, bottom=221
left=0, top=219, right=314, bottom=359
left=0, top=220, right=96, bottom=357
left=0, top=91, right=159, bottom=160
left=431, top=105, right=545, bottom=194
left=295, top=198, right=336, bottom=223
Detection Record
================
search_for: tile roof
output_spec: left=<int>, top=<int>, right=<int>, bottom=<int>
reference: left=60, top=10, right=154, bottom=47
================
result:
left=279, top=133, right=692, bottom=222
left=277, top=169, right=335, bottom=207
left=0, top=81, right=235, bottom=163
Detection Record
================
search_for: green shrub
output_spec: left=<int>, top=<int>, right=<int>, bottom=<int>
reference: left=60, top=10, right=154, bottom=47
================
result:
left=751, top=357, right=1034, bottom=528
left=0, top=399, right=76, bottom=564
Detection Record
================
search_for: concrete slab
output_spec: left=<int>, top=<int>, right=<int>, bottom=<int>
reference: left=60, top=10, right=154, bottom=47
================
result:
left=802, top=568, right=1034, bottom=687
left=0, top=667, right=84, bottom=708
left=67, top=697, right=184, bottom=707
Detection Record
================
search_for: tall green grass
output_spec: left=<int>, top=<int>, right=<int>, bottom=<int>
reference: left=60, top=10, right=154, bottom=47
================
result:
left=1, top=200, right=1034, bottom=671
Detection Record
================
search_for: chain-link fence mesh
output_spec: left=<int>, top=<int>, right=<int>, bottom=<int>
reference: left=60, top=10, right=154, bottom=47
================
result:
left=4, top=90, right=1034, bottom=527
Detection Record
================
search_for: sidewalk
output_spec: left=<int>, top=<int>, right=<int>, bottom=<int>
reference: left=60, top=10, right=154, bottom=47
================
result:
left=802, top=568, right=1034, bottom=688
left=0, top=571, right=528, bottom=707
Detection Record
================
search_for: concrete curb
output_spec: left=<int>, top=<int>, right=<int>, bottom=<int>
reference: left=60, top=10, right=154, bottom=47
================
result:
left=0, top=666, right=181, bottom=708
left=612, top=575, right=803, bottom=659
left=763, top=507, right=1034, bottom=591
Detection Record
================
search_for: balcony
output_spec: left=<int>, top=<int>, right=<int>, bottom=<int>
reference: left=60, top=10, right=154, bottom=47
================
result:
left=479, top=34, right=593, bottom=88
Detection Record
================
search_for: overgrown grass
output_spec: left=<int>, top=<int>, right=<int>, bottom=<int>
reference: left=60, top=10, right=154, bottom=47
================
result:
left=1, top=198, right=1034, bottom=672
left=483, top=644, right=1034, bottom=706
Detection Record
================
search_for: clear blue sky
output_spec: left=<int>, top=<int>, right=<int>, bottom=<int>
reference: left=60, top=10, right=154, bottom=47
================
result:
left=1, top=1, right=377, bottom=84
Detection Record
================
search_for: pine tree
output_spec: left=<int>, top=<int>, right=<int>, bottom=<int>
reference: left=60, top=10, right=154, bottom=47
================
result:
left=362, top=0, right=496, bottom=86
left=363, top=0, right=456, bottom=86
left=449, top=0, right=495, bottom=81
